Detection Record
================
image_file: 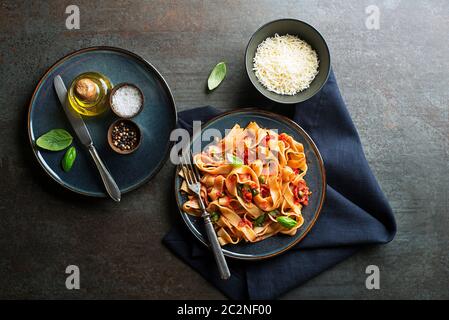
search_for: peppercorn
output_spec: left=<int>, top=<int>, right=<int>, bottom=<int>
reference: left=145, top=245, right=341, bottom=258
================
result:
left=110, top=121, right=139, bottom=152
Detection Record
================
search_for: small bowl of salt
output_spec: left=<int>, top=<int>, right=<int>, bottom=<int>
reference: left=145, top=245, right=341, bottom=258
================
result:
left=109, top=83, right=144, bottom=118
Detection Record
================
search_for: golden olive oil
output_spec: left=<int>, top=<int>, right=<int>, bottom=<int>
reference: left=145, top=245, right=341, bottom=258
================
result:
left=68, top=72, right=112, bottom=116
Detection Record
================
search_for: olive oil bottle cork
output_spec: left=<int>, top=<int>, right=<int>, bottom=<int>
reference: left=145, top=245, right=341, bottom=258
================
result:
left=68, top=72, right=112, bottom=116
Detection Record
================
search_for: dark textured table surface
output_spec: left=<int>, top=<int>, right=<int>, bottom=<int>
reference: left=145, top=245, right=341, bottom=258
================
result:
left=1, top=0, right=448, bottom=299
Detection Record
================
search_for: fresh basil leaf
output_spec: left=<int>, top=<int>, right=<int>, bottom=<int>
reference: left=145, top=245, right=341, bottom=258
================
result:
left=36, top=129, right=73, bottom=151
left=210, top=211, right=220, bottom=223
left=226, top=153, right=243, bottom=166
left=207, top=61, right=227, bottom=91
left=62, top=146, right=77, bottom=172
left=237, top=184, right=243, bottom=197
left=254, top=214, right=266, bottom=227
left=276, top=216, right=297, bottom=229
left=268, top=210, right=279, bottom=217
left=251, top=188, right=259, bottom=196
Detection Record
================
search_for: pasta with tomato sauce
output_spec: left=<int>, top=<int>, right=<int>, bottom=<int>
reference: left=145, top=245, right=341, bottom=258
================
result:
left=180, top=122, right=311, bottom=246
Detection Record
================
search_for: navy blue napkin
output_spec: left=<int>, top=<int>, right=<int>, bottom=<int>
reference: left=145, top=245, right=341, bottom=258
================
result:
left=162, top=70, right=396, bottom=300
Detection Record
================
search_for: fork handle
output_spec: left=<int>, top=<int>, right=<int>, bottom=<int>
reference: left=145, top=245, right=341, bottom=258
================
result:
left=203, top=213, right=231, bottom=280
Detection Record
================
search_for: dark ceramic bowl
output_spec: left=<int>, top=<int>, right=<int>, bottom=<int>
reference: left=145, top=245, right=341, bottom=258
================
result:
left=245, top=19, right=331, bottom=104
left=109, top=82, right=144, bottom=119
left=107, top=119, right=142, bottom=155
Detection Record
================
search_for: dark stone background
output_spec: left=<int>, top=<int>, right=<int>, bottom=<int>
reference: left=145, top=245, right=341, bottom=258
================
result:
left=0, top=0, right=447, bottom=299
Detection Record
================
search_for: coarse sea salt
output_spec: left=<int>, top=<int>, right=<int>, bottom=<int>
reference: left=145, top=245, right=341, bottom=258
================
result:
left=111, top=85, right=143, bottom=118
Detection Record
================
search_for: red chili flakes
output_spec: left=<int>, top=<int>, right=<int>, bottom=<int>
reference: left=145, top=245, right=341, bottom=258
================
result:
left=243, top=148, right=249, bottom=165
left=293, top=181, right=310, bottom=206
left=279, top=133, right=288, bottom=142
left=238, top=218, right=253, bottom=228
left=260, top=184, right=270, bottom=198
left=242, top=190, right=252, bottom=202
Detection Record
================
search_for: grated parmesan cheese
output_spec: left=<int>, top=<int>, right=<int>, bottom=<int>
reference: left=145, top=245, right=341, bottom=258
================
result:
left=253, top=34, right=319, bottom=95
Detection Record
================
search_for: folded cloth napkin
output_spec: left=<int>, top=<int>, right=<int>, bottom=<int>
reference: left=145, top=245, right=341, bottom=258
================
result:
left=163, top=70, right=396, bottom=300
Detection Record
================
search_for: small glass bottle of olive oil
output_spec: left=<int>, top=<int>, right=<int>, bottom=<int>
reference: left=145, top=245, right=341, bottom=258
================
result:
left=68, top=72, right=112, bottom=116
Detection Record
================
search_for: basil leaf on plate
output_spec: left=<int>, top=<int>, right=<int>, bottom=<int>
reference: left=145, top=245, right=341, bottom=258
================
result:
left=276, top=216, right=297, bottom=229
left=254, top=214, right=266, bottom=227
left=251, top=188, right=259, bottom=196
left=226, top=153, right=243, bottom=167
left=36, top=129, right=73, bottom=151
left=237, top=184, right=243, bottom=197
left=207, top=62, right=227, bottom=91
left=62, top=146, right=77, bottom=172
left=210, top=211, right=220, bottom=223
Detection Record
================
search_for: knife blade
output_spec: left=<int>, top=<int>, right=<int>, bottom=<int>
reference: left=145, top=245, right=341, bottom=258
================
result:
left=53, top=75, right=121, bottom=202
left=54, top=75, right=94, bottom=147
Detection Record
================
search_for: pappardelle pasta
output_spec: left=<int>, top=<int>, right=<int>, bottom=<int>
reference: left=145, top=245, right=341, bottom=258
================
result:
left=180, top=122, right=311, bottom=246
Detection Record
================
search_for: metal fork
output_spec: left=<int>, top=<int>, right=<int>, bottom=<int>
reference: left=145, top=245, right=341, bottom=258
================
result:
left=180, top=151, right=231, bottom=280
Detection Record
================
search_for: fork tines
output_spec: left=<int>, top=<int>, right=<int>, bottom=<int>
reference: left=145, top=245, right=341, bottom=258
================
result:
left=180, top=151, right=200, bottom=186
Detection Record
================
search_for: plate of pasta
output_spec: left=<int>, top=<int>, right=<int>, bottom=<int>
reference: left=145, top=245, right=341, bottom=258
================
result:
left=174, top=109, right=325, bottom=259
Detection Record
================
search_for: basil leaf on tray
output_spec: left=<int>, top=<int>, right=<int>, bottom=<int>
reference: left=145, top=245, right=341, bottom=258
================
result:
left=62, top=146, right=77, bottom=172
left=207, top=61, right=227, bottom=91
left=36, top=129, right=73, bottom=151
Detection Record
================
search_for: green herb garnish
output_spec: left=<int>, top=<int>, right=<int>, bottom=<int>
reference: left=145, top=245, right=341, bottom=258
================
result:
left=210, top=211, right=220, bottom=223
left=251, top=188, right=259, bottom=196
left=62, top=146, right=77, bottom=172
left=36, top=129, right=73, bottom=151
left=226, top=153, right=243, bottom=167
left=258, top=176, right=265, bottom=184
left=268, top=210, right=279, bottom=217
left=237, top=184, right=243, bottom=197
left=254, top=214, right=266, bottom=227
left=207, top=61, right=227, bottom=91
left=276, top=216, right=297, bottom=229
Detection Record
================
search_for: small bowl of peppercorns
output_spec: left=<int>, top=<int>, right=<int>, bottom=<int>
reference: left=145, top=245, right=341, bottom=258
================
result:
left=107, top=119, right=142, bottom=155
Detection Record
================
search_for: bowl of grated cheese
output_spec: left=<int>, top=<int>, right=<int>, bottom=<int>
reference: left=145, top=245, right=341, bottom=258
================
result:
left=245, top=19, right=330, bottom=104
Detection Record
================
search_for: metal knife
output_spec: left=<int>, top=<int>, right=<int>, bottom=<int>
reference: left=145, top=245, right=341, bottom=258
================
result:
left=54, top=75, right=121, bottom=202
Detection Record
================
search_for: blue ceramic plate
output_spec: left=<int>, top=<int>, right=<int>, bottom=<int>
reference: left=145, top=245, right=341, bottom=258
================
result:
left=174, top=109, right=326, bottom=260
left=28, top=47, right=177, bottom=197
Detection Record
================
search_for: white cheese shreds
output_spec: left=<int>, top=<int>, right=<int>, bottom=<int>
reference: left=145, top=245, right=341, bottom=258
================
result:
left=253, top=34, right=319, bottom=95
left=111, top=85, right=143, bottom=118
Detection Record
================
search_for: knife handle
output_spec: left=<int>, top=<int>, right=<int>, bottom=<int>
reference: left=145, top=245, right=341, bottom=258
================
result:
left=88, top=145, right=121, bottom=202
